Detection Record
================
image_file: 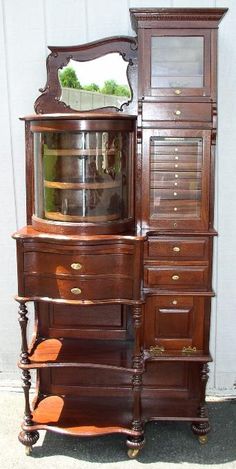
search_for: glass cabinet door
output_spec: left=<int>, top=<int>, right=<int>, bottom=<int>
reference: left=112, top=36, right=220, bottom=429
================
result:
left=34, top=130, right=133, bottom=225
left=142, top=30, right=211, bottom=97
left=141, top=130, right=211, bottom=231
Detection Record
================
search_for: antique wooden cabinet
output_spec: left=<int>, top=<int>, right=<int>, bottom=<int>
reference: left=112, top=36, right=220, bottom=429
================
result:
left=13, top=8, right=227, bottom=458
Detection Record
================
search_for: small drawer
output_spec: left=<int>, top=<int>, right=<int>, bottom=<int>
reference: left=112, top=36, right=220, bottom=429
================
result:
left=144, top=266, right=209, bottom=290
left=147, top=237, right=209, bottom=260
left=151, top=189, right=201, bottom=201
left=142, top=102, right=212, bottom=122
left=150, top=199, right=201, bottom=216
left=24, top=250, right=134, bottom=277
left=24, top=275, right=134, bottom=300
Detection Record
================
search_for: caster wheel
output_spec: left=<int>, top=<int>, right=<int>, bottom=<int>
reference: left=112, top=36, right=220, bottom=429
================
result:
left=127, top=448, right=139, bottom=459
left=25, top=446, right=32, bottom=456
left=198, top=435, right=208, bottom=445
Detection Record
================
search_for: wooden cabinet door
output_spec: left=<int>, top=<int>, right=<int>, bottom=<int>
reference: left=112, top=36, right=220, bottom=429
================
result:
left=139, top=29, right=211, bottom=98
left=141, top=129, right=211, bottom=231
left=144, top=295, right=210, bottom=354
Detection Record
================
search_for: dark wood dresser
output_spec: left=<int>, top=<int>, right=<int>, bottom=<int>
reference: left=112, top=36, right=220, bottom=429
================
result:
left=13, top=8, right=227, bottom=458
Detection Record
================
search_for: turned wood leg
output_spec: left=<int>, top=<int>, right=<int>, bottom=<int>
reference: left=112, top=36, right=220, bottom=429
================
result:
left=18, top=430, right=39, bottom=454
left=192, top=363, right=210, bottom=444
left=191, top=422, right=210, bottom=444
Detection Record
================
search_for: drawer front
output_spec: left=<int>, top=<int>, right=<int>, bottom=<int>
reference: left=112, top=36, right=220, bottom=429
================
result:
left=147, top=237, right=209, bottom=260
left=144, top=295, right=208, bottom=353
left=142, top=102, right=212, bottom=122
left=151, top=199, right=201, bottom=217
left=24, top=249, right=134, bottom=276
left=151, top=171, right=201, bottom=190
left=24, top=275, right=133, bottom=300
left=144, top=266, right=209, bottom=289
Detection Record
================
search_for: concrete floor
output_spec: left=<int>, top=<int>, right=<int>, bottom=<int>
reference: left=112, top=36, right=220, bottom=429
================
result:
left=0, top=391, right=235, bottom=469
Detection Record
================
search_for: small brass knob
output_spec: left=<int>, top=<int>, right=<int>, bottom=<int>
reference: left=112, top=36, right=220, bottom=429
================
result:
left=173, top=192, right=177, bottom=196
left=71, top=287, right=82, bottom=295
left=175, top=110, right=181, bottom=116
left=174, top=182, right=178, bottom=186
left=172, top=275, right=180, bottom=281
left=172, top=300, right=178, bottom=305
left=174, top=207, right=178, bottom=211
left=174, top=148, right=178, bottom=152
left=175, top=174, right=179, bottom=178
left=173, top=246, right=180, bottom=252
left=71, top=263, right=82, bottom=270
left=175, top=164, right=178, bottom=168
left=175, top=156, right=179, bottom=160
left=175, top=89, right=182, bottom=95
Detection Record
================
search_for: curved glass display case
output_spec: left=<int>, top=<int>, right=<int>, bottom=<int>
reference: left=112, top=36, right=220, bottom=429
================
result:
left=32, top=115, right=135, bottom=234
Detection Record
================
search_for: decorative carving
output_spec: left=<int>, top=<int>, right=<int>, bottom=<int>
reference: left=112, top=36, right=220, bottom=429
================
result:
left=132, top=306, right=142, bottom=328
left=18, top=430, right=39, bottom=448
left=18, top=303, right=29, bottom=365
left=34, top=36, right=138, bottom=114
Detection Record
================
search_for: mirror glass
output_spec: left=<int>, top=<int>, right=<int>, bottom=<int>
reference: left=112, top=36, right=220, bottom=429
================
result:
left=59, top=53, right=131, bottom=111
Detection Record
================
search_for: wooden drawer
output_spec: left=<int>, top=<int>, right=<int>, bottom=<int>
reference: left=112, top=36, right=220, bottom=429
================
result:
left=24, top=250, right=133, bottom=276
left=144, top=266, right=209, bottom=290
left=151, top=161, right=201, bottom=171
left=146, top=237, right=209, bottom=260
left=24, top=275, right=133, bottom=300
left=142, top=102, right=212, bottom=122
left=144, top=295, right=208, bottom=353
left=150, top=199, right=201, bottom=216
left=151, top=189, right=201, bottom=200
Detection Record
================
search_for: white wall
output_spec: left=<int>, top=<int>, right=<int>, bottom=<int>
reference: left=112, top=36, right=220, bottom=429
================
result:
left=0, top=0, right=235, bottom=396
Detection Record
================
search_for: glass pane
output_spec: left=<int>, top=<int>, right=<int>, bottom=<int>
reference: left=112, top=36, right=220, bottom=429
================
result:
left=150, top=137, right=203, bottom=220
left=151, top=36, right=204, bottom=88
left=34, top=131, right=132, bottom=223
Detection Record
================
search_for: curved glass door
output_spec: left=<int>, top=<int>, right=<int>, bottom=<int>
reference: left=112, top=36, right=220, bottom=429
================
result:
left=34, top=130, right=133, bottom=224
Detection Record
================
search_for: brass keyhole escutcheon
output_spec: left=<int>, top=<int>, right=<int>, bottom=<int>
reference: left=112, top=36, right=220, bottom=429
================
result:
left=71, top=263, right=82, bottom=270
left=172, top=275, right=180, bottom=281
left=71, top=288, right=82, bottom=295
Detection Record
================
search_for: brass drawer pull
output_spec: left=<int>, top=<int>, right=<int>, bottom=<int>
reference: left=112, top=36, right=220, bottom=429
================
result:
left=172, top=275, right=180, bottom=281
left=174, top=110, right=181, bottom=116
left=71, top=262, right=82, bottom=270
left=173, top=246, right=180, bottom=252
left=71, top=287, right=82, bottom=295
left=182, top=346, right=197, bottom=354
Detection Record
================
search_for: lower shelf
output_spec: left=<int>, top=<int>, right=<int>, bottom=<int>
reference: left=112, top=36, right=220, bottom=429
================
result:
left=25, top=395, right=138, bottom=437
left=143, top=398, right=208, bottom=422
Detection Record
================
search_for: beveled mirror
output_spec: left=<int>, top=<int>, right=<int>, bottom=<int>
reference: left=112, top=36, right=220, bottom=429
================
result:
left=34, top=37, right=137, bottom=114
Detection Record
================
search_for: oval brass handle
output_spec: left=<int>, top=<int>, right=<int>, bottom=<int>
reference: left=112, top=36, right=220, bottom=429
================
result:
left=71, top=287, right=82, bottom=295
left=174, top=110, right=181, bottom=116
left=173, top=246, right=180, bottom=252
left=71, top=262, right=82, bottom=270
left=172, top=275, right=180, bottom=281
left=175, top=89, right=182, bottom=95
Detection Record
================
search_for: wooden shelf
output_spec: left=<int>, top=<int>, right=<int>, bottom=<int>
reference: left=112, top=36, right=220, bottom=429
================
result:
left=44, top=211, right=120, bottom=222
left=44, top=180, right=120, bottom=190
left=22, top=338, right=136, bottom=371
left=44, top=149, right=116, bottom=157
left=25, top=395, right=138, bottom=436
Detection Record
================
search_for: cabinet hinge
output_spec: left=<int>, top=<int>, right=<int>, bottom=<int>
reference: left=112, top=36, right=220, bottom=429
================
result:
left=149, top=345, right=165, bottom=356
left=182, top=346, right=197, bottom=354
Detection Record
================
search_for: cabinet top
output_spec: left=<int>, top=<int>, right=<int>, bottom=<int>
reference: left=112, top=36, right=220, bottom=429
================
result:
left=130, top=8, right=228, bottom=31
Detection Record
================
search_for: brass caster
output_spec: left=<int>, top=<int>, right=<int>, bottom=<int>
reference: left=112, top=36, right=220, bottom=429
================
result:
left=25, top=446, right=32, bottom=456
left=127, top=448, right=140, bottom=459
left=198, top=435, right=208, bottom=445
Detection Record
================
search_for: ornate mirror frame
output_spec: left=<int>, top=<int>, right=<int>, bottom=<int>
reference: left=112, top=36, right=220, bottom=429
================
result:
left=34, top=36, right=138, bottom=115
